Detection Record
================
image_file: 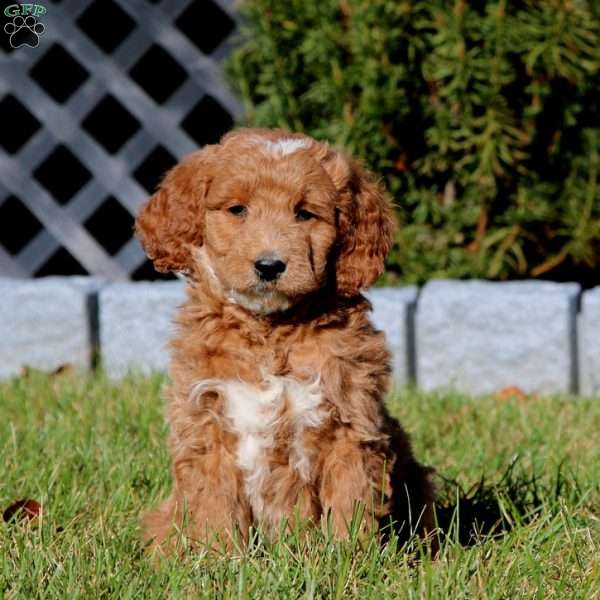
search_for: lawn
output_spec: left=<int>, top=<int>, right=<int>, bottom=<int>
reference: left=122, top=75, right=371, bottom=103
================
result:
left=1, top=372, right=599, bottom=599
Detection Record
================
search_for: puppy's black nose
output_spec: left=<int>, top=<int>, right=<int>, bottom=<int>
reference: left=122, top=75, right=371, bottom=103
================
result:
left=254, top=257, right=286, bottom=281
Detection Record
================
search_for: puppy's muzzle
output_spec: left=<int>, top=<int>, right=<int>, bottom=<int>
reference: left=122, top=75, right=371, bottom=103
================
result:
left=254, top=255, right=286, bottom=282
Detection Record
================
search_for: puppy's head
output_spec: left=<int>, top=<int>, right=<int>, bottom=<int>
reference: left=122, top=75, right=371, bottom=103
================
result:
left=135, top=129, right=394, bottom=314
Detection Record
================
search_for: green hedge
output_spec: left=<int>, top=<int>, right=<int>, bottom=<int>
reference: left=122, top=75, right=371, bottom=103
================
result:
left=226, top=0, right=600, bottom=285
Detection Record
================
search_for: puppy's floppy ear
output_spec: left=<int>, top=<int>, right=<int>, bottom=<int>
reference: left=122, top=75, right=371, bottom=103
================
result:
left=135, top=147, right=214, bottom=273
left=324, top=152, right=396, bottom=297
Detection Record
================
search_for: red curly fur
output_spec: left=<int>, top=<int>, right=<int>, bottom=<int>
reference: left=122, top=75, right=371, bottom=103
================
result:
left=135, top=128, right=435, bottom=554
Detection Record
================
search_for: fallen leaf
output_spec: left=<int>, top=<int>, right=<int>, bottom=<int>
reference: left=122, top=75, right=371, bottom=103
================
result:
left=495, top=386, right=528, bottom=401
left=3, top=499, right=43, bottom=524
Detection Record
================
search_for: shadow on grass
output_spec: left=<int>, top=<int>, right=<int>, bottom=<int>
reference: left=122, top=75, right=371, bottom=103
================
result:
left=430, top=457, right=578, bottom=547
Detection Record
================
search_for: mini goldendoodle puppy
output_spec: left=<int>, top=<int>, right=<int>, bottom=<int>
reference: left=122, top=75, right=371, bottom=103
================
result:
left=135, top=128, right=434, bottom=553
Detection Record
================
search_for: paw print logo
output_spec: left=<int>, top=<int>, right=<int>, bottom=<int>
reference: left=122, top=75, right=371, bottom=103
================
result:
left=4, top=15, right=45, bottom=49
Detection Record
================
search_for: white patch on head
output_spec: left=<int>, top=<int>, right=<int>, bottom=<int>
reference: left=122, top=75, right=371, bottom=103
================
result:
left=254, top=137, right=312, bottom=157
left=189, top=375, right=323, bottom=521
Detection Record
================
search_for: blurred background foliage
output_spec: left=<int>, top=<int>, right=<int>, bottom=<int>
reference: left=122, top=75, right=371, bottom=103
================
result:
left=226, top=0, right=600, bottom=286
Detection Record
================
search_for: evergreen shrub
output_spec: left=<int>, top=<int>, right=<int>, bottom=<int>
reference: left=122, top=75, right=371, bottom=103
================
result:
left=226, top=0, right=600, bottom=285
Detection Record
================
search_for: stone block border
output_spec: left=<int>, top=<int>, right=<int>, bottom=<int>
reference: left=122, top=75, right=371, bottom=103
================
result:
left=1, top=277, right=598, bottom=396
left=579, top=287, right=600, bottom=397
left=0, top=277, right=102, bottom=379
left=99, top=282, right=186, bottom=379
left=416, top=280, right=580, bottom=395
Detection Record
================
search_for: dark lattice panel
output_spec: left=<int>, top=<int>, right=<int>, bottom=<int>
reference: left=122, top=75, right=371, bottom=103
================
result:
left=0, top=0, right=240, bottom=279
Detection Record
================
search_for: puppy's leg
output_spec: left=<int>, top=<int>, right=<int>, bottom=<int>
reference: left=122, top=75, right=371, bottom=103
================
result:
left=316, top=429, right=392, bottom=538
left=143, top=421, right=251, bottom=555
left=259, top=466, right=320, bottom=537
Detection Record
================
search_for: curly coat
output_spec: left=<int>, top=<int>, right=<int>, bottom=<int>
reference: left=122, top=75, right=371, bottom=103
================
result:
left=135, top=128, right=434, bottom=553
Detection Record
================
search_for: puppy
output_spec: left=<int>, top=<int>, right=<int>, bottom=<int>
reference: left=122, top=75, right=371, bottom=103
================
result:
left=135, top=128, right=434, bottom=553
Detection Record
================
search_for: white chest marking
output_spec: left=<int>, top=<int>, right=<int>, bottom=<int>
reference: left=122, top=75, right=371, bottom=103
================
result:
left=190, top=376, right=323, bottom=519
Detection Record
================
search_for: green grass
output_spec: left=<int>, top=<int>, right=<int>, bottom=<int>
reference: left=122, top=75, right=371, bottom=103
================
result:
left=1, top=373, right=599, bottom=599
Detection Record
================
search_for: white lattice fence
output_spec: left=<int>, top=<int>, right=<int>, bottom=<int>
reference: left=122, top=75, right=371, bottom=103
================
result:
left=0, top=0, right=241, bottom=279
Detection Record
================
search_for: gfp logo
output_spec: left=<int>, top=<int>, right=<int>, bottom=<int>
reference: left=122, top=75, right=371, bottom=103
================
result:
left=4, top=4, right=47, bottom=49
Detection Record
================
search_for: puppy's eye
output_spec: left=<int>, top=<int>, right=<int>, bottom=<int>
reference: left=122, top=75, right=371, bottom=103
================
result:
left=295, top=209, right=316, bottom=222
left=228, top=205, right=247, bottom=217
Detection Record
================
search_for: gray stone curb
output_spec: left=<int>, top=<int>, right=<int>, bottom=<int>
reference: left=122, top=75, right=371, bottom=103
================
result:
left=98, top=281, right=186, bottom=378
left=416, top=279, right=581, bottom=395
left=365, top=287, right=418, bottom=388
left=2, top=277, right=595, bottom=397
left=0, top=276, right=102, bottom=378
left=579, top=286, right=600, bottom=397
